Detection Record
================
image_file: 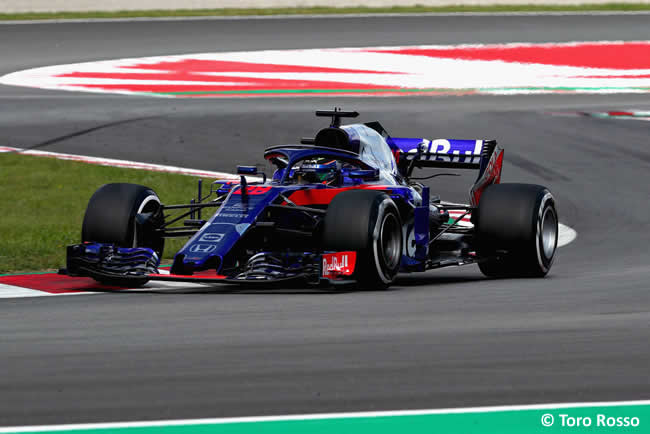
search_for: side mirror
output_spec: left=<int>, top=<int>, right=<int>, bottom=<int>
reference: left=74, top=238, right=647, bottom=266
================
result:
left=237, top=165, right=267, bottom=185
left=237, top=165, right=258, bottom=175
left=348, top=169, right=380, bottom=180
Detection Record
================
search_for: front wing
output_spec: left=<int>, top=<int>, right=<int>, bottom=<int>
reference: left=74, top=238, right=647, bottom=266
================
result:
left=65, top=243, right=359, bottom=286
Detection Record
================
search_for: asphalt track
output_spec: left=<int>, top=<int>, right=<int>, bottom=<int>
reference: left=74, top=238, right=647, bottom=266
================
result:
left=1, top=14, right=649, bottom=427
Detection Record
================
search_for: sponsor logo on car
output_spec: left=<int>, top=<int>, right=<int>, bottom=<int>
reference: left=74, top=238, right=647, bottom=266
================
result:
left=407, top=139, right=483, bottom=164
left=322, top=251, right=357, bottom=279
left=189, top=244, right=217, bottom=254
left=199, top=233, right=224, bottom=243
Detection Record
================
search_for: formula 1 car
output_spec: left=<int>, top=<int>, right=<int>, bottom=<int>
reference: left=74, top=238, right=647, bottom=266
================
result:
left=64, top=109, right=558, bottom=289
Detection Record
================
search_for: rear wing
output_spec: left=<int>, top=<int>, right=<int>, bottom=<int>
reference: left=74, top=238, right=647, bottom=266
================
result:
left=389, top=137, right=504, bottom=205
left=390, top=138, right=494, bottom=169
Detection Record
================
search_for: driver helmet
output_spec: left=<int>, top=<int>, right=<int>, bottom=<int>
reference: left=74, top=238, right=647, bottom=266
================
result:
left=295, top=158, right=339, bottom=184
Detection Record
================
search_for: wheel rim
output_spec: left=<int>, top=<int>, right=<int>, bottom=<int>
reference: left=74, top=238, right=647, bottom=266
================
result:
left=379, top=213, right=401, bottom=270
left=133, top=194, right=162, bottom=252
left=540, top=206, right=557, bottom=260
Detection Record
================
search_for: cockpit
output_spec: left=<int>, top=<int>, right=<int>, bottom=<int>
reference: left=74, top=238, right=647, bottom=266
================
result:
left=339, top=124, right=398, bottom=175
left=261, top=107, right=402, bottom=187
left=265, top=122, right=399, bottom=187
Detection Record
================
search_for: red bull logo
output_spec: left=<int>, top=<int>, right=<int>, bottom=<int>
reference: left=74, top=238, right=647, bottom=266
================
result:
left=322, top=251, right=357, bottom=279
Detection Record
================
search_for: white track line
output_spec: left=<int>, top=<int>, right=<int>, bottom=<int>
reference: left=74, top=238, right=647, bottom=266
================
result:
left=558, top=223, right=578, bottom=247
left=0, top=283, right=59, bottom=298
left=1, top=399, right=648, bottom=432
left=3, top=11, right=650, bottom=25
left=0, top=283, right=97, bottom=298
left=0, top=281, right=206, bottom=298
left=0, top=146, right=244, bottom=179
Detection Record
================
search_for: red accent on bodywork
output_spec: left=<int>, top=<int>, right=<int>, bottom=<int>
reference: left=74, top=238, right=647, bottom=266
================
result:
left=265, top=153, right=285, bottom=160
left=392, top=149, right=401, bottom=164
left=285, top=185, right=390, bottom=206
left=233, top=186, right=272, bottom=195
left=322, top=251, right=357, bottom=279
left=470, top=148, right=504, bottom=206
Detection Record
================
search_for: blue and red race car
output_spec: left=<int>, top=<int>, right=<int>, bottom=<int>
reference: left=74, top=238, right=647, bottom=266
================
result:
left=65, top=109, right=558, bottom=289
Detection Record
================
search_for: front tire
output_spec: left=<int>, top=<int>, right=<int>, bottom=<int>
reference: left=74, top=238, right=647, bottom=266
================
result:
left=323, top=190, right=403, bottom=289
left=475, top=183, right=558, bottom=277
left=82, top=183, right=165, bottom=256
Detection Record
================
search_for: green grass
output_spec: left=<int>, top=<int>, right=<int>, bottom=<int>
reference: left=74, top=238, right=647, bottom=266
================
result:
left=0, top=152, right=209, bottom=273
left=1, top=4, right=649, bottom=21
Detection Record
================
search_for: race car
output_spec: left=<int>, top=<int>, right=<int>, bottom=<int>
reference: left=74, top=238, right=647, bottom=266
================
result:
left=64, top=109, right=558, bottom=289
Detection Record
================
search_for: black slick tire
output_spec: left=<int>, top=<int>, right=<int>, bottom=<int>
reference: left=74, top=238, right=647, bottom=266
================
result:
left=323, top=190, right=402, bottom=289
left=82, top=183, right=165, bottom=256
left=475, top=183, right=558, bottom=278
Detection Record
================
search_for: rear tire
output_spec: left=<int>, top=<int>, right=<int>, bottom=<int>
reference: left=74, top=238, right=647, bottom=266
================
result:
left=475, top=183, right=558, bottom=278
left=323, top=190, right=402, bottom=289
left=82, top=183, right=165, bottom=256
